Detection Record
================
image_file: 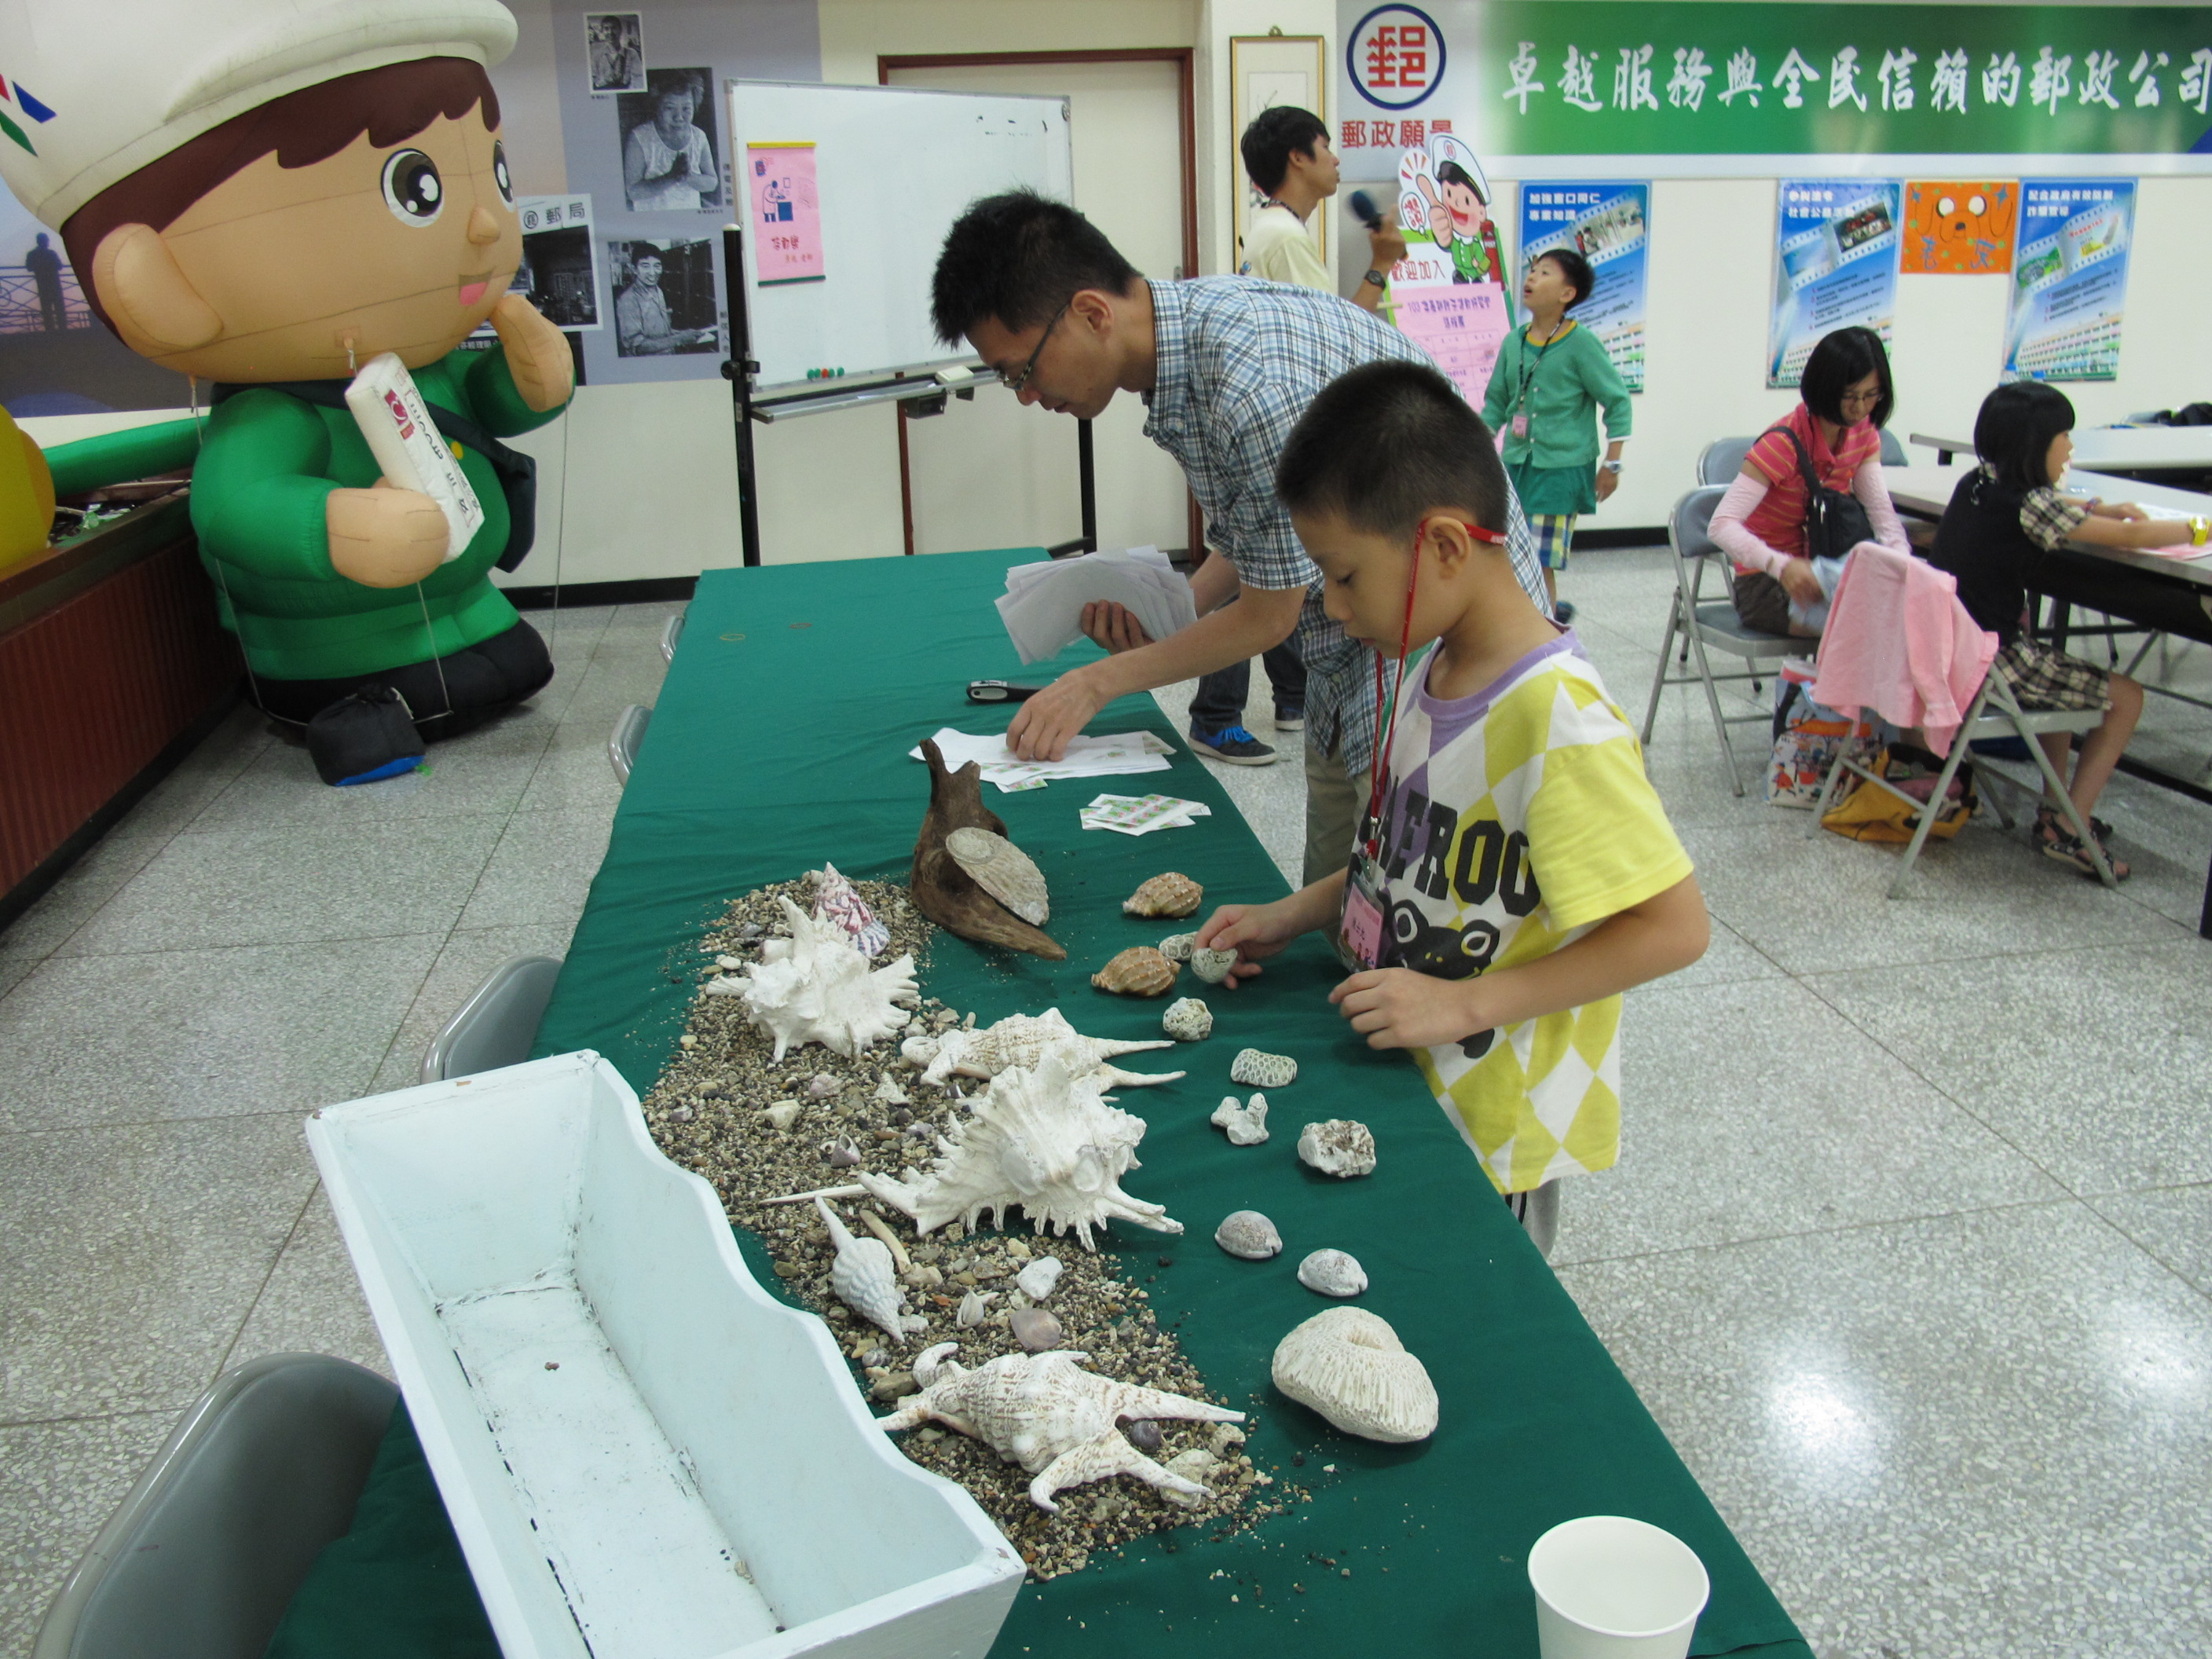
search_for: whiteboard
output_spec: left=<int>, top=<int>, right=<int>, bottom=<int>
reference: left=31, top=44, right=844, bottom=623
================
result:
left=725, top=80, right=1075, bottom=395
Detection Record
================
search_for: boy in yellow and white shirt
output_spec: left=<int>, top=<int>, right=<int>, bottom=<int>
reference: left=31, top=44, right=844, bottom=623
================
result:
left=1196, top=360, right=1707, bottom=1257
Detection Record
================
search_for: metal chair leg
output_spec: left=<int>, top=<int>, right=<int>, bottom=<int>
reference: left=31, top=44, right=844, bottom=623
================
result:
left=1642, top=597, right=1680, bottom=745
left=1686, top=628, right=1745, bottom=795
left=1886, top=730, right=1977, bottom=899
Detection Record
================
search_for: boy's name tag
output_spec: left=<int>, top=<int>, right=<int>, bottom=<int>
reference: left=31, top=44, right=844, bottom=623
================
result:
left=1337, top=856, right=1386, bottom=971
left=1511, top=413, right=1529, bottom=438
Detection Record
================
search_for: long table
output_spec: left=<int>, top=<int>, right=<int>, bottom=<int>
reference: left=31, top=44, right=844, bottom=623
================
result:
left=502, top=549, right=1807, bottom=1657
left=1910, top=426, right=2212, bottom=483
left=1884, top=462, right=2212, bottom=934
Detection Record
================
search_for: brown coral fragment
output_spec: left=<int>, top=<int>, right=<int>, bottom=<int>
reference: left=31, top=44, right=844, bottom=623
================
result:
left=910, top=738, right=1066, bottom=959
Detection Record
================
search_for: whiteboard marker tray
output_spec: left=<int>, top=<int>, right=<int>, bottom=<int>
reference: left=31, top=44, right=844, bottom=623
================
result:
left=308, top=1052, right=1022, bottom=1659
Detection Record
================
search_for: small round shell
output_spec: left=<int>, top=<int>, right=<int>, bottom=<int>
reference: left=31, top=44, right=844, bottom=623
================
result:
left=1271, top=1307, right=1437, bottom=1443
left=1091, top=946, right=1180, bottom=997
left=1297, top=1119, right=1376, bottom=1178
left=944, top=827, right=1051, bottom=925
left=1123, top=872, right=1203, bottom=918
left=1296, top=1248, right=1368, bottom=1298
left=1229, top=1049, right=1296, bottom=1089
left=1189, top=947, right=1238, bottom=984
left=1163, top=997, right=1213, bottom=1042
left=1009, top=1306, right=1064, bottom=1353
left=1214, top=1210, right=1283, bottom=1259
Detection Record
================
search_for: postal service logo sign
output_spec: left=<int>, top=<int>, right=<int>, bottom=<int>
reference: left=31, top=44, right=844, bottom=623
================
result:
left=1349, top=4, right=1446, bottom=111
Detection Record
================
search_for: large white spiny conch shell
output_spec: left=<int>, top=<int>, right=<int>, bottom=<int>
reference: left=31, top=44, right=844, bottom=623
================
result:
left=880, top=1346, right=1244, bottom=1512
left=944, top=827, right=1051, bottom=925
left=853, top=1040, right=1183, bottom=1248
left=707, top=895, right=918, bottom=1060
left=810, top=862, right=890, bottom=957
left=1271, top=1307, right=1437, bottom=1443
left=918, top=1008, right=1181, bottom=1090
left=815, top=1196, right=905, bottom=1343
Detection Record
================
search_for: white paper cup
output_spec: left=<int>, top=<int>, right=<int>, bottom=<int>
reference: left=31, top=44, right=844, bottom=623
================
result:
left=1527, top=1515, right=1711, bottom=1659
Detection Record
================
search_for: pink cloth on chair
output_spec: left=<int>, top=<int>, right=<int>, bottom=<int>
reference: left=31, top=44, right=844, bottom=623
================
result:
left=1810, top=540, right=1997, bottom=753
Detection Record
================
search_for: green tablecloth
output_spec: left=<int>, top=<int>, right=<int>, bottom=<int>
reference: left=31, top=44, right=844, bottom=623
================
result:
left=303, top=549, right=1807, bottom=1658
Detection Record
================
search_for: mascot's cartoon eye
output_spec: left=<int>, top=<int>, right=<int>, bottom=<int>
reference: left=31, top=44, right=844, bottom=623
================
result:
left=492, top=141, right=515, bottom=207
left=381, top=149, right=445, bottom=225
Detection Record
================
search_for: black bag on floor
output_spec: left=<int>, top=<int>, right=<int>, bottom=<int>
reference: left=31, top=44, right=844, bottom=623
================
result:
left=305, top=686, right=427, bottom=787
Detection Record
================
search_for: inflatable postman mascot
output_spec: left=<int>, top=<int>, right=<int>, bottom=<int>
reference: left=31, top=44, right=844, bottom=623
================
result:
left=0, top=0, right=574, bottom=782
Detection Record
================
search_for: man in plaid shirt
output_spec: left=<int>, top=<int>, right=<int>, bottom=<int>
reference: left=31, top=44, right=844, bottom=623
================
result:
left=932, top=189, right=1548, bottom=883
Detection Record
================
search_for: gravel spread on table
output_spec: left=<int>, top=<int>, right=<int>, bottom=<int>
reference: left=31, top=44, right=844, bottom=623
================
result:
left=639, top=873, right=1295, bottom=1579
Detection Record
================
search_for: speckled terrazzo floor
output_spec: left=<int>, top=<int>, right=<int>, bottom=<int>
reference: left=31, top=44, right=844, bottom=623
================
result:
left=5, top=556, right=2212, bottom=1658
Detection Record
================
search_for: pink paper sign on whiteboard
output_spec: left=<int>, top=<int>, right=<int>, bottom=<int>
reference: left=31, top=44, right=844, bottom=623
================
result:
left=748, top=142, right=824, bottom=284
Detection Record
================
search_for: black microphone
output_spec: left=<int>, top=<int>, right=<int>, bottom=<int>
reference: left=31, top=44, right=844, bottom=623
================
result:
left=1346, top=189, right=1383, bottom=232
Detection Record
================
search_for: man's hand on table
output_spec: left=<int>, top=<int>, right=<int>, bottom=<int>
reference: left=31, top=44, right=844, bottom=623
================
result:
left=1081, top=600, right=1155, bottom=654
left=1005, top=667, right=1108, bottom=761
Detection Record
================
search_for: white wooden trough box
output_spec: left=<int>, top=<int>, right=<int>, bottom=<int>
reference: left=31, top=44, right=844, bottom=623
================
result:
left=307, top=1051, right=1024, bottom=1659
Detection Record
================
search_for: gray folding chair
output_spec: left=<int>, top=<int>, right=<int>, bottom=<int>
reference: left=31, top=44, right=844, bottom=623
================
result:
left=608, top=702, right=652, bottom=785
left=35, top=1354, right=397, bottom=1659
left=1641, top=485, right=1804, bottom=794
left=1877, top=427, right=1908, bottom=466
left=420, top=954, right=563, bottom=1083
left=1694, top=435, right=1756, bottom=485
left=660, top=606, right=687, bottom=665
left=1804, top=547, right=2118, bottom=895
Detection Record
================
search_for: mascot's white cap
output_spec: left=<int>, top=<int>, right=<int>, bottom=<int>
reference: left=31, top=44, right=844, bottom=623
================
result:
left=1426, top=130, right=1491, bottom=207
left=0, top=0, right=518, bottom=228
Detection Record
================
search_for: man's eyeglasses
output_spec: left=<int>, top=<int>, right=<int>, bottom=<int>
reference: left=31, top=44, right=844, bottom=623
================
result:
left=998, top=301, right=1069, bottom=394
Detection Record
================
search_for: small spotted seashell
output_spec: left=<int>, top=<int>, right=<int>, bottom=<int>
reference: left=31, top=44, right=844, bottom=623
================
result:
left=1009, top=1306, right=1064, bottom=1352
left=1210, top=1093, right=1269, bottom=1146
left=1163, top=997, right=1212, bottom=1042
left=944, top=826, right=1051, bottom=925
left=1298, top=1119, right=1377, bottom=1178
left=1189, top=947, right=1237, bottom=984
left=1159, top=932, right=1196, bottom=962
left=1297, top=1248, right=1368, bottom=1298
left=1229, top=1048, right=1296, bottom=1089
left=1123, top=872, right=1203, bottom=918
left=1214, top=1210, right=1283, bottom=1260
left=1124, top=1418, right=1165, bottom=1452
left=1091, top=946, right=1179, bottom=997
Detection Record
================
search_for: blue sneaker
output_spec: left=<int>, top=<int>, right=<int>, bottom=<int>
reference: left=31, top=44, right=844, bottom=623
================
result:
left=1187, top=723, right=1276, bottom=766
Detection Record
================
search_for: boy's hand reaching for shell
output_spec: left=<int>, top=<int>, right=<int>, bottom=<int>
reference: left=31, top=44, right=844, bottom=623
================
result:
left=1330, top=967, right=1489, bottom=1050
left=1194, top=900, right=1298, bottom=987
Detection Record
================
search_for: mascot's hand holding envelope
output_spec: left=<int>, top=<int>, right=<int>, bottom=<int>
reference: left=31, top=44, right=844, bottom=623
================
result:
left=0, top=0, right=575, bottom=783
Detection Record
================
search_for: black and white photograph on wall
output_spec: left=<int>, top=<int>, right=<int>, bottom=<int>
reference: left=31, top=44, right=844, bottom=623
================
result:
left=515, top=196, right=602, bottom=329
left=585, top=13, right=645, bottom=96
left=618, top=67, right=723, bottom=213
left=610, top=238, right=721, bottom=357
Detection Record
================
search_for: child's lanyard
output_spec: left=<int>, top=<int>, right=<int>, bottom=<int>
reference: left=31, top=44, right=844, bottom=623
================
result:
left=1337, top=545, right=1421, bottom=972
left=1361, top=541, right=1423, bottom=862
left=1511, top=320, right=1569, bottom=438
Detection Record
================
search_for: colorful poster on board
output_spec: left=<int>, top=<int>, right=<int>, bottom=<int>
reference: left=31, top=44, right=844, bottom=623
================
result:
left=2003, top=179, right=2134, bottom=382
left=1338, top=2, right=2212, bottom=177
left=1901, top=180, right=2017, bottom=273
left=1387, top=137, right=1512, bottom=401
left=746, top=141, right=825, bottom=284
left=1767, top=178, right=1903, bottom=388
left=1516, top=181, right=1649, bottom=391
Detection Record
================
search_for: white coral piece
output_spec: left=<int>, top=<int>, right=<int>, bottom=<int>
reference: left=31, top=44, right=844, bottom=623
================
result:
left=880, top=1347, right=1243, bottom=1512
left=1271, top=1307, right=1437, bottom=1443
left=1297, top=1119, right=1376, bottom=1178
left=854, top=1040, right=1183, bottom=1248
left=1229, top=1048, right=1297, bottom=1088
left=917, top=1008, right=1181, bottom=1090
left=1210, top=1093, right=1269, bottom=1146
left=708, top=895, right=918, bottom=1061
left=1162, top=997, right=1212, bottom=1042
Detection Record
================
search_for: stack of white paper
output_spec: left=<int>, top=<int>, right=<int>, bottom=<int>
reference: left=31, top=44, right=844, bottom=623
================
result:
left=910, top=727, right=1175, bottom=793
left=1079, top=793, right=1211, bottom=835
left=994, top=546, right=1197, bottom=665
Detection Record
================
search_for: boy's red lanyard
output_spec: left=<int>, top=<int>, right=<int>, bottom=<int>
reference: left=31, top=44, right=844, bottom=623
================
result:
left=1361, top=543, right=1423, bottom=862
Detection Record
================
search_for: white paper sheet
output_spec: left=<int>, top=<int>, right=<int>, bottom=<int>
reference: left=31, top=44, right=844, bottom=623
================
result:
left=910, top=727, right=1176, bottom=793
left=994, top=545, right=1197, bottom=665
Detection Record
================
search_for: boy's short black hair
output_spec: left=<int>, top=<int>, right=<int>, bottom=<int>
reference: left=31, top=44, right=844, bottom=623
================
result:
left=1533, top=247, right=1596, bottom=310
left=1240, top=105, right=1329, bottom=196
left=1800, top=325, right=1895, bottom=430
left=930, top=189, right=1141, bottom=346
left=1975, top=381, right=2077, bottom=497
left=1276, top=361, right=1509, bottom=542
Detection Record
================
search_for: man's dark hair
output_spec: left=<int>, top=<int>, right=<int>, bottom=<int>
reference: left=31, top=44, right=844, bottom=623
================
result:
left=1800, top=325, right=1895, bottom=430
left=930, top=189, right=1140, bottom=346
left=1533, top=247, right=1597, bottom=310
left=1975, top=381, right=2076, bottom=497
left=1276, top=361, right=1508, bottom=541
left=1240, top=105, right=1329, bottom=196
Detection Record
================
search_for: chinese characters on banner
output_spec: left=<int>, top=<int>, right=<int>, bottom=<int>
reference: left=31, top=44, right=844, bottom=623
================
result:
left=746, top=142, right=825, bottom=284
left=1338, top=1, right=2212, bottom=165
left=1516, top=183, right=1650, bottom=391
left=1901, top=181, right=2017, bottom=274
left=1387, top=137, right=1512, bottom=402
left=2004, top=181, right=2135, bottom=382
left=1768, top=180, right=1903, bottom=387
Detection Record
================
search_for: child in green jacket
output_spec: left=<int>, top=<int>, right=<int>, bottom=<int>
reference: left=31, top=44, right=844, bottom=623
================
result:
left=1480, top=249, right=1632, bottom=625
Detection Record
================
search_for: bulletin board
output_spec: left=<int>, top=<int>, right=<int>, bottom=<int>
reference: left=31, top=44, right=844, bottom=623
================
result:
left=725, top=80, right=1075, bottom=394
